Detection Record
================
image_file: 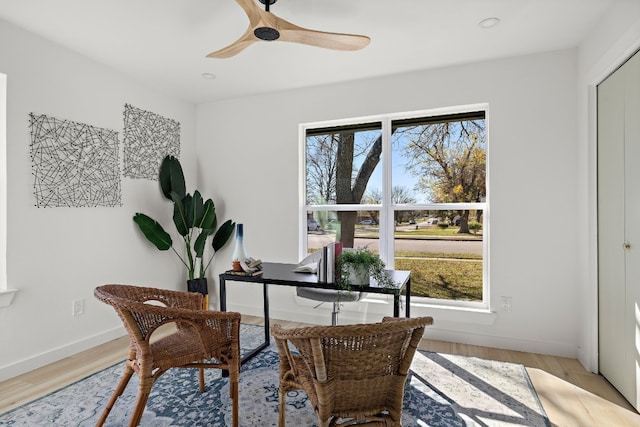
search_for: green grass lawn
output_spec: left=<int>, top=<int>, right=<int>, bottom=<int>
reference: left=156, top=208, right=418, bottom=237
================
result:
left=395, top=256, right=483, bottom=301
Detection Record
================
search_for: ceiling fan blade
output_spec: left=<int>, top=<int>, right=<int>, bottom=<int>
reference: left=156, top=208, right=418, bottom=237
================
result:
left=276, top=16, right=370, bottom=51
left=280, top=27, right=370, bottom=51
left=207, top=0, right=370, bottom=58
left=207, top=0, right=268, bottom=58
left=207, top=30, right=257, bottom=58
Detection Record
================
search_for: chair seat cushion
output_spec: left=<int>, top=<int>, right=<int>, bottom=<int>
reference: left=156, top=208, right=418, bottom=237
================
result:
left=150, top=329, right=208, bottom=369
left=297, top=288, right=362, bottom=302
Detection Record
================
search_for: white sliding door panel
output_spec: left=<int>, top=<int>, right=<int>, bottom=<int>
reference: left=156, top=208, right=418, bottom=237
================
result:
left=598, top=50, right=640, bottom=410
left=624, top=53, right=640, bottom=411
left=598, top=62, right=628, bottom=397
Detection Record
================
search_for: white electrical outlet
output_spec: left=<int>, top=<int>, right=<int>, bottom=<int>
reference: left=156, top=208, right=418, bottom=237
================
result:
left=500, top=296, right=512, bottom=312
left=72, top=298, right=84, bottom=316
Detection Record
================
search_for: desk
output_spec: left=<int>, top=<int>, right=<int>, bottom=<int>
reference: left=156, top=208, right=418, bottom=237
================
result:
left=219, top=261, right=411, bottom=365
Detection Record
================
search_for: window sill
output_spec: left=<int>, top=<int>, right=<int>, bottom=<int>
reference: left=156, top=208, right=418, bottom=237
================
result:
left=0, top=289, right=18, bottom=307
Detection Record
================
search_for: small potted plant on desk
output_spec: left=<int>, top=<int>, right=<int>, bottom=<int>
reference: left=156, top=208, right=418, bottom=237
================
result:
left=336, top=247, right=395, bottom=291
left=132, top=155, right=236, bottom=308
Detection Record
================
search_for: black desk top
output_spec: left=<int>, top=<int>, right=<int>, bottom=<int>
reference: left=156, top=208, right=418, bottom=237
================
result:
left=220, top=262, right=410, bottom=295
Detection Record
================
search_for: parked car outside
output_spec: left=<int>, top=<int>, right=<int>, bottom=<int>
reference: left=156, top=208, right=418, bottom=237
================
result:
left=307, top=218, right=319, bottom=231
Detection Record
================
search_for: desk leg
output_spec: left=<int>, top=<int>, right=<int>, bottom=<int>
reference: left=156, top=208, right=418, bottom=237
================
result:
left=232, top=282, right=270, bottom=366
left=263, top=283, right=270, bottom=346
left=405, top=277, right=411, bottom=318
left=219, top=277, right=227, bottom=311
left=218, top=277, right=270, bottom=372
left=394, top=294, right=400, bottom=317
left=219, top=277, right=229, bottom=377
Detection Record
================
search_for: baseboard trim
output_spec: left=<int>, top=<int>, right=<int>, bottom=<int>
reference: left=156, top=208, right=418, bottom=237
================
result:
left=0, top=326, right=124, bottom=382
left=424, top=327, right=577, bottom=359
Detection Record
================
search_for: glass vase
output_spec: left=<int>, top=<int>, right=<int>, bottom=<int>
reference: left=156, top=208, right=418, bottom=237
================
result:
left=232, top=223, right=249, bottom=271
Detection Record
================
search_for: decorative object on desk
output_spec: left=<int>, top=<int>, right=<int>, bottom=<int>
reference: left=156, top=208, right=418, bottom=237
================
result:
left=231, top=224, right=264, bottom=274
left=224, top=268, right=264, bottom=277
left=292, top=261, right=317, bottom=273
left=337, top=247, right=395, bottom=289
left=132, top=155, right=236, bottom=305
left=232, top=223, right=248, bottom=271
left=227, top=257, right=263, bottom=276
left=315, top=242, right=342, bottom=282
left=293, top=249, right=322, bottom=274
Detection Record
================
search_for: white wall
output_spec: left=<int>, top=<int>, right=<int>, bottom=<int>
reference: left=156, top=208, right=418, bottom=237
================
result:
left=197, top=49, right=582, bottom=358
left=0, top=19, right=197, bottom=381
left=576, top=2, right=640, bottom=372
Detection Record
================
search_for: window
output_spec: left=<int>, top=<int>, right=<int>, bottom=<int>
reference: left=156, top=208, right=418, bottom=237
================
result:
left=0, top=72, right=13, bottom=307
left=302, top=106, right=487, bottom=308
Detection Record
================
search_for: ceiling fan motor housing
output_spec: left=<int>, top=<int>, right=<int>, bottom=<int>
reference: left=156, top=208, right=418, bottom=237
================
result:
left=255, top=0, right=279, bottom=40
left=254, top=26, right=280, bottom=41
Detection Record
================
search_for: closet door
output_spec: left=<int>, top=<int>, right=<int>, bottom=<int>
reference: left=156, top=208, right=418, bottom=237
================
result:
left=624, top=52, right=640, bottom=412
left=598, top=50, right=640, bottom=410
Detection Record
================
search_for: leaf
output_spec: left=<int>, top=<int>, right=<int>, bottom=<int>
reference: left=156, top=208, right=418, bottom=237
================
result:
left=133, top=213, right=172, bottom=250
left=159, top=155, right=186, bottom=200
left=212, top=220, right=236, bottom=252
left=198, top=199, right=217, bottom=230
left=191, top=190, right=205, bottom=228
left=171, top=192, right=189, bottom=236
left=194, top=229, right=213, bottom=258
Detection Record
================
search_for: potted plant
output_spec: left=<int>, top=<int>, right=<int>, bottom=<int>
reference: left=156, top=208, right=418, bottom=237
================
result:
left=133, top=155, right=235, bottom=298
left=337, top=247, right=395, bottom=290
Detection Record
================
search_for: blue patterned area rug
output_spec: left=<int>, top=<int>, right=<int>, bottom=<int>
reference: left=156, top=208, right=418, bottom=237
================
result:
left=0, top=324, right=550, bottom=426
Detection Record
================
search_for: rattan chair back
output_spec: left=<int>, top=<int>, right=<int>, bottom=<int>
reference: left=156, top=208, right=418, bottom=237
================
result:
left=271, top=316, right=433, bottom=426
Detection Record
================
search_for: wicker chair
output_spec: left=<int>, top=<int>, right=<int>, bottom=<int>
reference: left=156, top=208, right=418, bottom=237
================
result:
left=94, top=284, right=241, bottom=427
left=271, top=316, right=434, bottom=427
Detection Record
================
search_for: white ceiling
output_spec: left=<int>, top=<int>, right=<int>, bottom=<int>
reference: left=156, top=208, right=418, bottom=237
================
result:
left=0, top=0, right=622, bottom=104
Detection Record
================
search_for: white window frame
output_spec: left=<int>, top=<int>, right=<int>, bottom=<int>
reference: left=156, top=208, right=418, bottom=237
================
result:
left=0, top=72, right=16, bottom=307
left=299, top=104, right=489, bottom=311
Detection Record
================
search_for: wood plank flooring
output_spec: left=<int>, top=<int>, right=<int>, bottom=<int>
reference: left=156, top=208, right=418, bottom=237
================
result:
left=1, top=316, right=639, bottom=426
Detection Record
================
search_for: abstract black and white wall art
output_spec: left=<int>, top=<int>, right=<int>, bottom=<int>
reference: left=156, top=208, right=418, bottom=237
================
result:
left=122, top=104, right=180, bottom=180
left=29, top=113, right=121, bottom=208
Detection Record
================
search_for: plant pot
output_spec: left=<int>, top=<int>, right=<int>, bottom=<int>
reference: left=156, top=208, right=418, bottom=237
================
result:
left=346, top=264, right=370, bottom=286
left=187, top=278, right=208, bottom=310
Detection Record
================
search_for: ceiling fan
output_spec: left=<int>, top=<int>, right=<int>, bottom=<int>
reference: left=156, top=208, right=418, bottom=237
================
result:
left=206, top=0, right=370, bottom=58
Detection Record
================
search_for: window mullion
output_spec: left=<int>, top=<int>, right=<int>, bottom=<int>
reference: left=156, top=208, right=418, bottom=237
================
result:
left=381, top=117, right=393, bottom=267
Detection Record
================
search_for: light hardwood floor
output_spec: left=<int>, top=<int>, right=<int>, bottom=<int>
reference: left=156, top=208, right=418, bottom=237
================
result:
left=1, top=316, right=639, bottom=426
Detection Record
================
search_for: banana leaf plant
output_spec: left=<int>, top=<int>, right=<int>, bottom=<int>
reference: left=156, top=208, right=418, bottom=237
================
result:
left=133, top=155, right=236, bottom=280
